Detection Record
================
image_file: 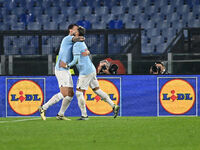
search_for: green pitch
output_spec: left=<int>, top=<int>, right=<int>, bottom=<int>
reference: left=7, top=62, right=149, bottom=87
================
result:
left=0, top=117, right=200, bottom=150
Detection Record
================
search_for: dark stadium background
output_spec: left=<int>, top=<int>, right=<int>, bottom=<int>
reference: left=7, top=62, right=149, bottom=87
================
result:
left=0, top=0, right=200, bottom=75
left=1, top=1, right=200, bottom=150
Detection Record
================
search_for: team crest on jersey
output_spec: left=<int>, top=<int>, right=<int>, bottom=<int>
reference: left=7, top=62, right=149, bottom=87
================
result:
left=8, top=79, right=44, bottom=116
left=85, top=79, right=120, bottom=115
left=159, top=78, right=196, bottom=115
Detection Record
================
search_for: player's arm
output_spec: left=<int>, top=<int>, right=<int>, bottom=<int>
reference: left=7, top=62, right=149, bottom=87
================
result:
left=72, top=36, right=85, bottom=42
left=59, top=55, right=80, bottom=69
left=82, top=49, right=90, bottom=56
left=58, top=50, right=67, bottom=68
left=67, top=42, right=83, bottom=67
left=68, top=55, right=80, bottom=67
left=60, top=43, right=81, bottom=68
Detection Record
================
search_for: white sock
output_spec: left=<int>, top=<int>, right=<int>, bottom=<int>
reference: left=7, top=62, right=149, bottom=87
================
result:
left=42, top=92, right=64, bottom=110
left=58, top=96, right=73, bottom=116
left=76, top=91, right=87, bottom=117
left=94, top=89, right=115, bottom=108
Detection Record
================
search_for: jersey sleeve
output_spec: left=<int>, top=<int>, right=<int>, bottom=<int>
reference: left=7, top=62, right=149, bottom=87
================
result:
left=59, top=51, right=66, bottom=62
left=65, top=35, right=74, bottom=43
left=73, top=43, right=82, bottom=55
left=68, top=55, right=80, bottom=67
left=60, top=35, right=74, bottom=53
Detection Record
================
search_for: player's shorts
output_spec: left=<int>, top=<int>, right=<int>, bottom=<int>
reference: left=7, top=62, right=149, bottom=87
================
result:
left=77, top=72, right=99, bottom=90
left=55, top=69, right=73, bottom=88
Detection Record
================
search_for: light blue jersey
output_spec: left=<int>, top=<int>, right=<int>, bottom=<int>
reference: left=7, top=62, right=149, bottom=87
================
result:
left=68, top=42, right=96, bottom=75
left=55, top=35, right=74, bottom=71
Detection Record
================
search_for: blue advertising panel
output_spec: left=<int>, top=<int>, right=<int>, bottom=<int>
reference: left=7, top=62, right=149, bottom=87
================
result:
left=0, top=75, right=199, bottom=117
left=44, top=76, right=121, bottom=117
left=121, top=75, right=157, bottom=116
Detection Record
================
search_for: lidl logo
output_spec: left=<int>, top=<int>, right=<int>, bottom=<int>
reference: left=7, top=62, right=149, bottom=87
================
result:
left=8, top=80, right=44, bottom=115
left=159, top=79, right=196, bottom=115
left=85, top=79, right=120, bottom=115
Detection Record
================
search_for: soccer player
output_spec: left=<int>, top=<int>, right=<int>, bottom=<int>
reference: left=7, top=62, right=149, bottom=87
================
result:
left=39, top=24, right=85, bottom=121
left=60, top=26, right=120, bottom=120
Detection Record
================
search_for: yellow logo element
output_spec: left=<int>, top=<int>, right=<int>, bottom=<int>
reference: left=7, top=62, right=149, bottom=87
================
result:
left=85, top=79, right=120, bottom=115
left=8, top=80, right=44, bottom=115
left=160, top=79, right=195, bottom=115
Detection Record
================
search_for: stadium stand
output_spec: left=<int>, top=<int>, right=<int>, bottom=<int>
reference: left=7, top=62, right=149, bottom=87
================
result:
left=0, top=0, right=200, bottom=54
left=108, top=15, right=123, bottom=29
left=76, top=16, right=92, bottom=29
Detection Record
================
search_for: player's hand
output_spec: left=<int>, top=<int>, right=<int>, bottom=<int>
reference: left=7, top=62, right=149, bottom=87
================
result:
left=82, top=50, right=90, bottom=56
left=59, top=61, right=67, bottom=68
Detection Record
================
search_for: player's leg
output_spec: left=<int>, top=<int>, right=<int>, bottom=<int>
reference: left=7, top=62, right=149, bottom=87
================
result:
left=90, top=73, right=115, bottom=108
left=56, top=87, right=73, bottom=120
left=41, top=92, right=63, bottom=111
left=90, top=73, right=120, bottom=118
left=76, top=74, right=91, bottom=120
left=39, top=91, right=64, bottom=120
left=39, top=70, right=73, bottom=120
left=56, top=70, right=74, bottom=120
left=76, top=88, right=88, bottom=120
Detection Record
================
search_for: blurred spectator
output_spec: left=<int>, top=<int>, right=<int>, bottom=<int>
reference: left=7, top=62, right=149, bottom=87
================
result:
left=150, top=61, right=169, bottom=75
left=97, top=58, right=126, bottom=74
left=109, top=15, right=123, bottom=29
left=97, top=59, right=112, bottom=75
left=76, top=16, right=91, bottom=29
left=20, top=9, right=35, bottom=25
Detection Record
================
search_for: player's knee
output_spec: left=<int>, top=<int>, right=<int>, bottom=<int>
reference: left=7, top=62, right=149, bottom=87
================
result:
left=68, top=90, right=74, bottom=97
left=61, top=87, right=74, bottom=97
left=60, top=88, right=68, bottom=97
left=71, top=91, right=74, bottom=97
left=61, top=92, right=68, bottom=97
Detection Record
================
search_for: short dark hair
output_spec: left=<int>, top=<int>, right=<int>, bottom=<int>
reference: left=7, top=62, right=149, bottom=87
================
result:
left=78, top=26, right=86, bottom=36
left=68, top=24, right=78, bottom=32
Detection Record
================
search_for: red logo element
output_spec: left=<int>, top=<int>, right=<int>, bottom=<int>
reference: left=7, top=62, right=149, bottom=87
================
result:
left=170, top=90, right=177, bottom=102
left=95, top=95, right=101, bottom=102
left=19, top=91, right=25, bottom=103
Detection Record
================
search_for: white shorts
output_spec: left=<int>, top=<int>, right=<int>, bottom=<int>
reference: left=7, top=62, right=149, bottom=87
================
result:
left=77, top=72, right=99, bottom=90
left=55, top=69, right=73, bottom=88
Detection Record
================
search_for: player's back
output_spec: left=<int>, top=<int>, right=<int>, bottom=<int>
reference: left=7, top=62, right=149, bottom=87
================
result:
left=55, top=35, right=74, bottom=71
left=73, top=42, right=96, bottom=75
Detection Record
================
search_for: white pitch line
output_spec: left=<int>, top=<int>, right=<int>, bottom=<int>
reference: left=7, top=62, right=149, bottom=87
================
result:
left=0, top=118, right=41, bottom=123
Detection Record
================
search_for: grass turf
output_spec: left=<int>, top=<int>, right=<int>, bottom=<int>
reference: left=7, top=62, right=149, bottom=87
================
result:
left=0, top=116, right=200, bottom=150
